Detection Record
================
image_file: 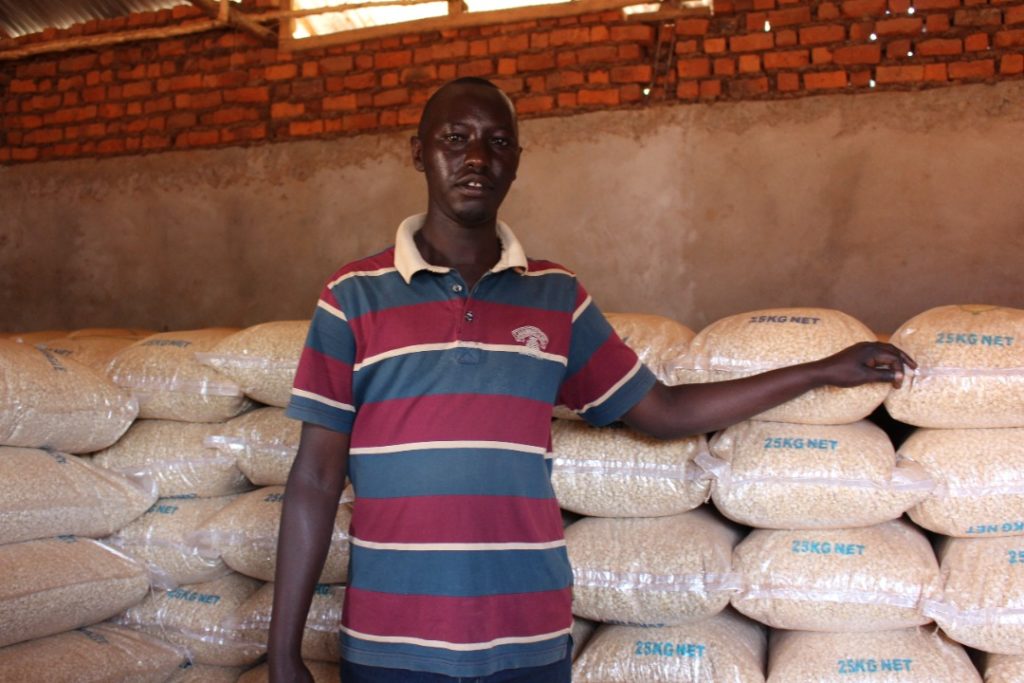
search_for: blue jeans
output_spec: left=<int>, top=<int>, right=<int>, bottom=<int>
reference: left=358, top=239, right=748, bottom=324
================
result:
left=339, top=642, right=572, bottom=683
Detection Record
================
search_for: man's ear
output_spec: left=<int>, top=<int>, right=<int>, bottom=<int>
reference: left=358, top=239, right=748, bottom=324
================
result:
left=410, top=136, right=425, bottom=172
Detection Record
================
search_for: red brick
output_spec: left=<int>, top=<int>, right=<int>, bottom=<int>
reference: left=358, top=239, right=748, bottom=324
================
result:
left=556, top=92, right=577, bottom=108
left=375, top=50, right=412, bottom=70
left=618, top=43, right=643, bottom=60
left=343, top=72, right=377, bottom=90
left=289, top=120, right=325, bottom=137
left=886, top=39, right=913, bottom=58
left=577, top=88, right=620, bottom=106
left=610, top=65, right=653, bottom=83
left=917, top=38, right=963, bottom=56
left=704, top=37, right=728, bottom=53
left=966, top=32, right=990, bottom=50
left=457, top=59, right=494, bottom=78
left=1007, top=6, right=1024, bottom=25
left=355, top=54, right=374, bottom=70
left=144, top=97, right=173, bottom=114
left=11, top=147, right=39, bottom=162
left=99, top=103, right=125, bottom=119
left=738, top=54, right=762, bottom=72
left=323, top=94, right=358, bottom=111
left=777, top=72, right=800, bottom=90
left=841, top=0, right=887, bottom=16
left=496, top=58, right=517, bottom=76
left=342, top=112, right=378, bottom=131
left=439, top=64, right=457, bottom=80
left=320, top=56, right=354, bottom=74
left=776, top=29, right=799, bottom=46
left=804, top=70, right=848, bottom=89
left=518, top=52, right=556, bottom=71
left=168, top=74, right=202, bottom=91
left=727, top=76, right=768, bottom=96
left=207, top=107, right=261, bottom=125
left=271, top=102, right=304, bottom=118
left=956, top=7, right=999, bottom=25
left=875, top=64, right=925, bottom=82
left=715, top=57, right=737, bottom=75
left=1000, top=53, right=1024, bottom=74
left=591, top=25, right=610, bottom=42
left=16, top=61, right=57, bottom=79
left=889, top=0, right=911, bottom=12
left=373, top=88, right=409, bottom=107
left=833, top=44, right=881, bottom=64
left=676, top=19, right=710, bottom=35
left=610, top=25, right=654, bottom=42
left=678, top=57, right=711, bottom=78
left=925, top=14, right=951, bottom=32
left=577, top=45, right=619, bottom=63
left=122, top=81, right=153, bottom=98
left=914, top=0, right=959, bottom=8
left=813, top=46, right=834, bottom=63
left=185, top=130, right=219, bottom=147
left=59, top=54, right=98, bottom=73
left=398, top=106, right=423, bottom=126
left=546, top=71, right=585, bottom=89
left=769, top=6, right=813, bottom=25
left=82, top=122, right=105, bottom=138
left=265, top=64, right=298, bottom=81
left=677, top=81, right=699, bottom=99
left=167, top=111, right=197, bottom=130
left=764, top=49, right=809, bottom=68
left=994, top=30, right=1024, bottom=48
left=547, top=27, right=590, bottom=47
left=24, top=128, right=63, bottom=144
left=731, top=32, right=775, bottom=51
left=818, top=2, right=841, bottom=19
left=877, top=17, right=924, bottom=34
left=489, top=34, right=531, bottom=52
left=923, top=63, right=948, bottom=81
left=701, top=79, right=723, bottom=99
left=515, top=95, right=554, bottom=114
left=948, top=59, right=995, bottom=78
left=27, top=94, right=62, bottom=111
left=9, top=80, right=36, bottom=94
left=18, top=114, right=44, bottom=129
left=620, top=84, right=643, bottom=102
left=225, top=86, right=269, bottom=104
left=142, top=135, right=171, bottom=150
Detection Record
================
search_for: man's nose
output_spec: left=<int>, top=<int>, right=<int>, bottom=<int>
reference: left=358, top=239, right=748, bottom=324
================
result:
left=464, top=137, right=489, bottom=169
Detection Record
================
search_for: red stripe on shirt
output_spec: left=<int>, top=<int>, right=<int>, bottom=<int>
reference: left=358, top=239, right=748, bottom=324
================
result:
left=558, top=336, right=639, bottom=411
left=350, top=394, right=553, bottom=450
left=352, top=495, right=564, bottom=545
left=293, top=346, right=353, bottom=403
left=343, top=587, right=573, bottom=645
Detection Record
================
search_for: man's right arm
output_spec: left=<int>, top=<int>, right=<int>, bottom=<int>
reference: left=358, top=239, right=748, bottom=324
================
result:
left=267, top=422, right=350, bottom=682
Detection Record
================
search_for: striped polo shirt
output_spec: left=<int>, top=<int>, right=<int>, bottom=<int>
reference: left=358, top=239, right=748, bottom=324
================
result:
left=286, top=214, right=656, bottom=677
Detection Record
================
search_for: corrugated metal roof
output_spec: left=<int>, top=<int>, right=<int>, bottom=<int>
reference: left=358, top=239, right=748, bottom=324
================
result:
left=0, top=0, right=185, bottom=38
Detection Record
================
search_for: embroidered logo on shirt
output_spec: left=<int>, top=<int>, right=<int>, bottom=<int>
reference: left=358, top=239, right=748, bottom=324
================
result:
left=512, top=325, right=549, bottom=353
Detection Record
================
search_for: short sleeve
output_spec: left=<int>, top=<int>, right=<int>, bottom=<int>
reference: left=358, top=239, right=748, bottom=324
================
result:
left=285, top=284, right=357, bottom=434
left=557, top=283, right=657, bottom=426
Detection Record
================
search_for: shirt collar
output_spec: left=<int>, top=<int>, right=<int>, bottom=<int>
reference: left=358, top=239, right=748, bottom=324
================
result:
left=393, top=213, right=529, bottom=284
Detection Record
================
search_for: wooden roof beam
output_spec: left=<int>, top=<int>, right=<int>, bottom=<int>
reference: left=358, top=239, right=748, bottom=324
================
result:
left=187, top=0, right=277, bottom=42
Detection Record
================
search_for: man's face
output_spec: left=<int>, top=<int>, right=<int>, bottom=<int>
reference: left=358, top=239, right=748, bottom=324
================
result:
left=411, top=84, right=522, bottom=228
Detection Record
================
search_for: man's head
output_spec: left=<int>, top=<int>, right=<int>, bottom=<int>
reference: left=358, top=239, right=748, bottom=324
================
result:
left=411, top=78, right=522, bottom=229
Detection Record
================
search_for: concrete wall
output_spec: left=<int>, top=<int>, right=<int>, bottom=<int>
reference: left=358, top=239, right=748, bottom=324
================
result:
left=2, top=80, right=1022, bottom=336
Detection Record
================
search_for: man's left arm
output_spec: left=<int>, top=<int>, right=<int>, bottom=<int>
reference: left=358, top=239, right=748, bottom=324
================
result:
left=621, top=341, right=915, bottom=439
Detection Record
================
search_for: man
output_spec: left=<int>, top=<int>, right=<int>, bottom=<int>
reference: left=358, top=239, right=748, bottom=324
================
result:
left=268, top=77, right=914, bottom=683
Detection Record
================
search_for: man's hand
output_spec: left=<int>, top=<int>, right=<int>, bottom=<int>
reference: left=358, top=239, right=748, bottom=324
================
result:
left=810, top=341, right=916, bottom=389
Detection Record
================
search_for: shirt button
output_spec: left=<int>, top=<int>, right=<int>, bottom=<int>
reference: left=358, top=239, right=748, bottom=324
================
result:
left=452, top=284, right=464, bottom=293
left=464, top=311, right=474, bottom=322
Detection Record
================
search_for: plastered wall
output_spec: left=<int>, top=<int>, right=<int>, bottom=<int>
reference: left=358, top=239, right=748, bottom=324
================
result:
left=2, top=79, right=1022, bottom=336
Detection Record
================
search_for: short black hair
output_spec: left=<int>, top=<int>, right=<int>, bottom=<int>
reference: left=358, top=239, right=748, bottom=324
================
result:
left=416, top=78, right=516, bottom=139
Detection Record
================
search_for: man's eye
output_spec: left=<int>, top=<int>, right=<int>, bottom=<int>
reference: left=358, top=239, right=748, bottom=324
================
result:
left=491, top=137, right=510, bottom=147
left=443, top=134, right=464, bottom=143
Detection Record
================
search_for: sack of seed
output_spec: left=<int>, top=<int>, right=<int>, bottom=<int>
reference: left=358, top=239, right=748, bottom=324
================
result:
left=898, top=427, right=1024, bottom=537
left=165, top=662, right=245, bottom=682
left=982, top=653, right=1024, bottom=683
left=767, top=626, right=981, bottom=682
left=885, top=305, right=1024, bottom=429
left=704, top=420, right=932, bottom=529
left=39, top=335, right=138, bottom=373
left=0, top=339, right=138, bottom=453
left=551, top=420, right=710, bottom=518
left=206, top=407, right=301, bottom=486
left=673, top=308, right=889, bottom=424
left=572, top=608, right=766, bottom=683
left=566, top=507, right=742, bottom=626
left=0, top=537, right=150, bottom=648
left=104, top=494, right=238, bottom=588
left=553, top=312, right=695, bottom=420
left=0, top=623, right=187, bottom=683
left=233, top=582, right=344, bottom=662
left=107, top=329, right=253, bottom=423
left=196, top=321, right=308, bottom=408
left=924, top=536, right=1024, bottom=655
left=571, top=618, right=598, bottom=661
left=238, top=660, right=340, bottom=683
left=91, top=419, right=252, bottom=498
left=194, top=486, right=352, bottom=583
left=731, top=519, right=940, bottom=632
left=0, top=447, right=157, bottom=545
left=115, top=572, right=265, bottom=667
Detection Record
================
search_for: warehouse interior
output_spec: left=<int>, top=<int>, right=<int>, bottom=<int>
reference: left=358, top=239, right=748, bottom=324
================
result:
left=1, top=0, right=1023, bottom=680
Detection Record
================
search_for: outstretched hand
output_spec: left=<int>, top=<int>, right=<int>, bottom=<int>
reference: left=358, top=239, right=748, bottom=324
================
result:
left=814, top=341, right=917, bottom=389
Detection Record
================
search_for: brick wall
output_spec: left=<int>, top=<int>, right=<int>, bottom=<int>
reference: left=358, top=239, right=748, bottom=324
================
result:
left=1, top=0, right=1022, bottom=164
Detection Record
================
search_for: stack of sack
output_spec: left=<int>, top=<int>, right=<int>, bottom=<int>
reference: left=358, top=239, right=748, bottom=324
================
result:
left=0, top=321, right=349, bottom=681
left=885, top=305, right=1024, bottom=680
